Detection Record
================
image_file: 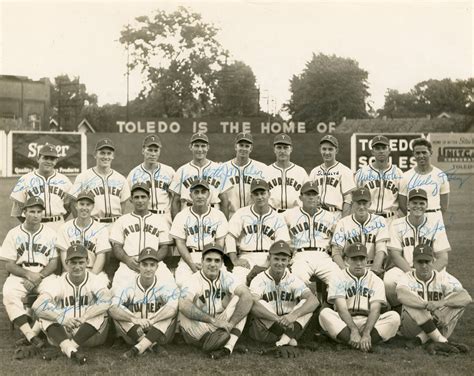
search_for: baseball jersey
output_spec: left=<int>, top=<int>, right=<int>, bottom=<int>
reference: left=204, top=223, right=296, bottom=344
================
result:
left=220, top=159, right=268, bottom=217
left=284, top=207, right=339, bottom=251
left=127, top=163, right=175, bottom=213
left=250, top=269, right=309, bottom=316
left=396, top=270, right=464, bottom=302
left=355, top=164, right=403, bottom=213
left=328, top=269, right=387, bottom=316
left=0, top=224, right=57, bottom=269
left=11, top=170, right=73, bottom=217
left=388, top=216, right=451, bottom=267
left=267, top=163, right=308, bottom=211
left=309, top=162, right=356, bottom=210
left=399, top=167, right=450, bottom=211
left=70, top=168, right=130, bottom=218
left=113, top=274, right=179, bottom=318
left=109, top=213, right=172, bottom=259
left=331, top=214, right=390, bottom=262
left=170, top=160, right=229, bottom=205
left=180, top=270, right=240, bottom=317
left=228, top=206, right=290, bottom=252
left=57, top=219, right=111, bottom=269
left=170, top=207, right=228, bottom=251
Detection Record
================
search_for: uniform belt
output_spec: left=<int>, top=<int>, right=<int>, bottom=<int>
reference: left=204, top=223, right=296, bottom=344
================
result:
left=22, top=262, right=41, bottom=267
left=375, top=211, right=395, bottom=218
left=150, top=209, right=166, bottom=214
left=240, top=250, right=269, bottom=253
left=188, top=248, right=202, bottom=253
left=321, top=204, right=340, bottom=212
left=186, top=203, right=218, bottom=208
left=95, top=217, right=119, bottom=223
left=41, top=216, right=62, bottom=223
left=297, top=247, right=326, bottom=252
left=277, top=209, right=286, bottom=213
left=425, top=208, right=441, bottom=213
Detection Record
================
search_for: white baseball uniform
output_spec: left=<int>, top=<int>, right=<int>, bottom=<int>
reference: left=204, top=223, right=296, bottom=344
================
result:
left=266, top=163, right=308, bottom=211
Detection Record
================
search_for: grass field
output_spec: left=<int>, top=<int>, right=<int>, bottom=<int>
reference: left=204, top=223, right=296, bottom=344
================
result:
left=0, top=176, right=473, bottom=375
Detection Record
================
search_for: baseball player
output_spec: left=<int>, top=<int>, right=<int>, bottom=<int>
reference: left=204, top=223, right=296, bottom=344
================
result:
left=69, top=138, right=130, bottom=224
left=248, top=241, right=319, bottom=347
left=1, top=196, right=58, bottom=349
left=384, top=188, right=451, bottom=309
left=178, top=243, right=253, bottom=359
left=110, top=247, right=179, bottom=358
left=355, top=135, right=403, bottom=226
left=57, top=190, right=111, bottom=275
left=319, top=243, right=400, bottom=352
left=170, top=179, right=228, bottom=286
left=331, top=187, right=389, bottom=274
left=219, top=132, right=268, bottom=218
left=127, top=134, right=176, bottom=224
left=32, top=244, right=112, bottom=364
left=170, top=132, right=230, bottom=212
left=309, top=135, right=356, bottom=219
left=10, top=143, right=73, bottom=232
left=396, top=244, right=471, bottom=352
left=110, top=183, right=174, bottom=292
left=225, top=179, right=290, bottom=285
left=399, top=138, right=450, bottom=223
left=266, top=134, right=308, bottom=212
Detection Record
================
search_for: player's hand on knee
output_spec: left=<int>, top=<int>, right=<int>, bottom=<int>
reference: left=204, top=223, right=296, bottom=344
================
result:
left=234, top=259, right=250, bottom=269
left=126, top=258, right=140, bottom=273
left=349, top=329, right=362, bottom=349
left=278, top=314, right=296, bottom=329
left=64, top=317, right=81, bottom=331
left=359, top=333, right=372, bottom=352
left=213, top=319, right=233, bottom=333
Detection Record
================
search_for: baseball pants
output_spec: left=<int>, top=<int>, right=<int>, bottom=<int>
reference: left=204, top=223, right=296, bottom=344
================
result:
left=291, top=251, right=344, bottom=285
left=114, top=314, right=177, bottom=345
left=3, top=274, right=41, bottom=322
left=232, top=253, right=269, bottom=285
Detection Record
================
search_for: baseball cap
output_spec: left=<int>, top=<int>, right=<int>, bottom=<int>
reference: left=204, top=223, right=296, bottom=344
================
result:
left=77, top=190, right=95, bottom=203
left=143, top=134, right=162, bottom=147
left=190, top=179, right=210, bottom=191
left=408, top=188, right=428, bottom=201
left=39, top=143, right=58, bottom=157
left=131, top=182, right=150, bottom=195
left=250, top=179, right=269, bottom=192
left=269, top=240, right=292, bottom=256
left=352, top=187, right=371, bottom=202
left=345, top=242, right=368, bottom=258
left=190, top=132, right=209, bottom=144
left=202, top=242, right=225, bottom=257
left=371, top=135, right=390, bottom=147
left=95, top=138, right=115, bottom=151
left=24, top=196, right=45, bottom=209
left=413, top=244, right=434, bottom=262
left=138, top=247, right=160, bottom=262
left=273, top=134, right=292, bottom=145
left=301, top=181, right=319, bottom=194
left=235, top=132, right=253, bottom=144
left=66, top=244, right=88, bottom=261
left=320, top=135, right=339, bottom=148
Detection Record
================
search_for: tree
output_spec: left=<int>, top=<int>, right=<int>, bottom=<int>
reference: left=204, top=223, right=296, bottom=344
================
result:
left=120, top=7, right=227, bottom=117
left=286, top=53, right=369, bottom=128
left=378, top=89, right=420, bottom=118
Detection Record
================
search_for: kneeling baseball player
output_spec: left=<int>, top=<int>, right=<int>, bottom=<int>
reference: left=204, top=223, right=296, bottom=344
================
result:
left=110, top=247, right=179, bottom=358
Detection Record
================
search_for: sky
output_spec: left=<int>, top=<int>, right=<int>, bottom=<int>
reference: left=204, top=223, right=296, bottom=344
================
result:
left=0, top=0, right=472, bottom=117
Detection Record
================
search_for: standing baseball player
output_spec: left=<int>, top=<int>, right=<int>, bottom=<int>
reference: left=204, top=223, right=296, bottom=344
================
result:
left=384, top=188, right=451, bottom=309
left=110, top=247, right=179, bottom=358
left=10, top=143, right=73, bottom=232
left=127, top=134, right=176, bottom=224
left=266, top=134, right=308, bottom=212
left=170, top=179, right=228, bottom=286
left=309, top=135, right=356, bottom=218
left=396, top=244, right=471, bottom=352
left=170, top=132, right=230, bottom=212
left=32, top=244, right=112, bottom=364
left=399, top=138, right=449, bottom=222
left=220, top=132, right=268, bottom=218
left=249, top=241, right=319, bottom=348
left=179, top=243, right=253, bottom=360
left=319, top=243, right=400, bottom=352
left=331, top=187, right=389, bottom=275
left=57, top=190, right=111, bottom=275
left=225, top=179, right=290, bottom=285
left=110, top=183, right=174, bottom=292
left=355, top=135, right=403, bottom=226
left=1, top=196, right=58, bottom=349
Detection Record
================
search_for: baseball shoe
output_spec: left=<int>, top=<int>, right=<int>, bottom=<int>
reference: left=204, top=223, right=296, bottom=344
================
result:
left=41, top=347, right=61, bottom=361
left=149, top=344, right=169, bottom=357
left=122, top=347, right=139, bottom=359
left=448, top=341, right=469, bottom=353
left=15, top=338, right=30, bottom=347
left=71, top=350, right=87, bottom=365
left=30, top=336, right=45, bottom=349
left=14, top=346, right=41, bottom=360
left=288, top=338, right=298, bottom=347
left=233, top=344, right=249, bottom=354
left=209, top=347, right=231, bottom=360
left=405, top=337, right=423, bottom=349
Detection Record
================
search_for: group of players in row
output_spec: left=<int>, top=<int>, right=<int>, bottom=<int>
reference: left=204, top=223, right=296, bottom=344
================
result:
left=1, top=131, right=471, bottom=363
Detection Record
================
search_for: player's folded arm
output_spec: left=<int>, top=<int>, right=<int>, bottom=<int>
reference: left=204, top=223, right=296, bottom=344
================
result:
left=432, top=250, right=449, bottom=271
left=395, top=285, right=428, bottom=309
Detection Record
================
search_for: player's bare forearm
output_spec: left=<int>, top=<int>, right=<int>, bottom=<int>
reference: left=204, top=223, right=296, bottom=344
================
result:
left=40, top=258, right=59, bottom=278
left=250, top=299, right=279, bottom=322
left=171, top=193, right=181, bottom=219
left=290, top=291, right=319, bottom=318
left=5, top=261, right=31, bottom=279
left=225, top=234, right=237, bottom=254
left=399, top=195, right=408, bottom=215
left=82, top=290, right=113, bottom=320
left=112, top=243, right=131, bottom=264
left=396, top=287, right=428, bottom=309
left=443, top=290, right=472, bottom=308
left=334, top=298, right=358, bottom=331
left=219, top=193, right=230, bottom=219
left=361, top=303, right=381, bottom=336
left=175, top=240, right=196, bottom=271
left=332, top=250, right=346, bottom=269
left=389, top=250, right=412, bottom=272
left=342, top=202, right=352, bottom=218
left=157, top=245, right=170, bottom=262
left=228, top=287, right=253, bottom=327
left=108, top=305, right=135, bottom=321
left=371, top=251, right=386, bottom=272
left=432, top=251, right=448, bottom=271
left=179, top=299, right=215, bottom=324
left=92, top=253, right=106, bottom=274
left=440, top=193, right=449, bottom=214
left=32, top=294, right=63, bottom=322
left=149, top=303, right=178, bottom=325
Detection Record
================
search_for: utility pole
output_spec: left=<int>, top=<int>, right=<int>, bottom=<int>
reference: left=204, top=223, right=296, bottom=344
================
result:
left=126, top=24, right=131, bottom=122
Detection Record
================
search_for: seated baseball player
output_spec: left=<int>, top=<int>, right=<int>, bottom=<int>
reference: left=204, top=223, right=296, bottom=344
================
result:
left=57, top=190, right=111, bottom=275
left=32, top=244, right=112, bottom=364
left=170, top=179, right=228, bottom=286
left=1, top=197, right=59, bottom=350
left=396, top=244, right=471, bottom=352
left=248, top=241, right=319, bottom=347
left=319, top=243, right=400, bottom=352
left=178, top=243, right=253, bottom=359
left=110, top=247, right=180, bottom=358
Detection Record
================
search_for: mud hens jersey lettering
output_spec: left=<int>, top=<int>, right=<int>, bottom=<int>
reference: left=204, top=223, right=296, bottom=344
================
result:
left=267, top=163, right=308, bottom=210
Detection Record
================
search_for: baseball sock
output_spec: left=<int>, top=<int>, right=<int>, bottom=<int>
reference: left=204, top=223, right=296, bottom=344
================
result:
left=416, top=332, right=429, bottom=344
left=276, top=334, right=291, bottom=346
left=59, top=339, right=77, bottom=358
left=145, top=327, right=166, bottom=345
left=269, top=322, right=285, bottom=337
left=286, top=322, right=303, bottom=339
left=127, top=325, right=143, bottom=342
left=336, top=326, right=351, bottom=343
left=224, top=328, right=242, bottom=352
left=13, top=315, right=34, bottom=341
left=73, top=323, right=98, bottom=346
left=46, top=323, right=69, bottom=344
left=370, top=329, right=383, bottom=345
left=135, top=338, right=153, bottom=354
left=420, top=320, right=447, bottom=343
